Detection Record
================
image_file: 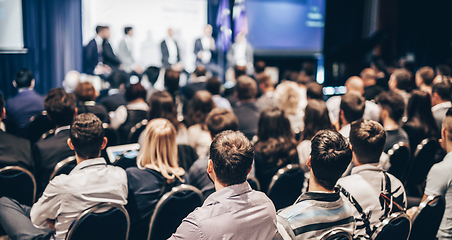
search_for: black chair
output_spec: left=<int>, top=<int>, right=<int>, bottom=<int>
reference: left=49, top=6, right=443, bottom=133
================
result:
left=267, top=164, right=305, bottom=210
left=409, top=195, right=445, bottom=240
left=371, top=212, right=411, bottom=240
left=113, top=150, right=139, bottom=170
left=247, top=176, right=261, bottom=191
left=2, top=116, right=19, bottom=135
left=321, top=230, right=352, bottom=240
left=49, top=156, right=77, bottom=180
left=128, top=119, right=148, bottom=144
left=26, top=111, right=55, bottom=144
left=104, top=123, right=120, bottom=147
left=66, top=202, right=130, bottom=240
left=387, top=142, right=411, bottom=182
left=147, top=184, right=203, bottom=240
left=177, top=144, right=198, bottom=171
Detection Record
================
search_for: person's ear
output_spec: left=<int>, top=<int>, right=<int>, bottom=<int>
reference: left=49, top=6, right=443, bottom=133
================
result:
left=247, top=164, right=253, bottom=175
left=12, top=80, right=17, bottom=88
left=207, top=159, right=214, bottom=174
left=306, top=156, right=312, bottom=169
left=100, top=137, right=108, bottom=150
left=74, top=107, right=78, bottom=118
left=30, top=79, right=35, bottom=89
left=67, top=138, right=75, bottom=150
left=1, top=108, right=5, bottom=119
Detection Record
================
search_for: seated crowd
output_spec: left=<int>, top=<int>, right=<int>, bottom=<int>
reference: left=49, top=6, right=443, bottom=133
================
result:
left=0, top=60, right=452, bottom=240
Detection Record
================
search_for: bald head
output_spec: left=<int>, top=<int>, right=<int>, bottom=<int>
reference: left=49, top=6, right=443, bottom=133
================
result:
left=345, top=76, right=364, bottom=95
left=360, top=68, right=376, bottom=87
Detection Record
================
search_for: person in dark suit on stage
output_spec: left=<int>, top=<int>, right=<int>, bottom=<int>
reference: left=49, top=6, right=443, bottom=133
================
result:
left=83, top=26, right=121, bottom=75
left=33, top=88, right=77, bottom=195
left=194, top=25, right=221, bottom=76
left=5, top=68, right=45, bottom=135
left=161, top=28, right=181, bottom=69
left=0, top=93, right=34, bottom=173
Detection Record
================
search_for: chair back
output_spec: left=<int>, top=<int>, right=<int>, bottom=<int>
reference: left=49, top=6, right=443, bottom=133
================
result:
left=247, top=176, right=261, bottom=191
left=66, top=202, right=130, bottom=240
left=2, top=116, right=19, bottom=135
left=104, top=123, right=120, bottom=147
left=177, top=144, right=198, bottom=171
left=321, top=230, right=353, bottom=240
left=371, top=212, right=411, bottom=240
left=148, top=184, right=203, bottom=240
left=387, top=142, right=411, bottom=181
left=27, top=111, right=55, bottom=144
left=0, top=166, right=36, bottom=206
left=404, top=139, right=441, bottom=197
left=267, top=164, right=305, bottom=210
left=128, top=119, right=148, bottom=144
left=50, top=156, right=77, bottom=180
left=409, top=195, right=445, bottom=240
left=113, top=150, right=139, bottom=170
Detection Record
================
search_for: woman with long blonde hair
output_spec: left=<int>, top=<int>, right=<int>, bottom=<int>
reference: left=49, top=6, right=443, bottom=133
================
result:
left=126, top=118, right=186, bottom=240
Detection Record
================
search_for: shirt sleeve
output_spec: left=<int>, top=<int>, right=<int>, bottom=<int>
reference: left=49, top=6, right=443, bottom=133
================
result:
left=109, top=105, right=127, bottom=130
left=30, top=177, right=62, bottom=228
left=424, top=164, right=450, bottom=197
left=168, top=214, right=203, bottom=240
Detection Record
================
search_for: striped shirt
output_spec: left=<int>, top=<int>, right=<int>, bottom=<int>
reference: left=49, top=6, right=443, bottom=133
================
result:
left=275, top=191, right=355, bottom=239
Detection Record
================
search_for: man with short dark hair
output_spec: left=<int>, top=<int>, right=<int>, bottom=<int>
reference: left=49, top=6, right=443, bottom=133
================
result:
left=33, top=88, right=77, bottom=194
left=388, top=68, right=412, bottom=104
left=0, top=113, right=128, bottom=240
left=206, top=77, right=231, bottom=109
left=98, top=71, right=127, bottom=112
left=171, top=130, right=276, bottom=239
left=182, top=65, right=208, bottom=101
left=5, top=68, right=45, bottom=134
left=275, top=130, right=355, bottom=239
left=255, top=74, right=277, bottom=111
left=376, top=91, right=409, bottom=153
left=338, top=92, right=366, bottom=138
left=233, top=75, right=260, bottom=140
left=432, top=82, right=452, bottom=129
left=337, top=119, right=406, bottom=239
left=362, top=68, right=383, bottom=101
left=83, top=25, right=121, bottom=74
left=118, top=26, right=140, bottom=73
left=416, top=66, right=435, bottom=94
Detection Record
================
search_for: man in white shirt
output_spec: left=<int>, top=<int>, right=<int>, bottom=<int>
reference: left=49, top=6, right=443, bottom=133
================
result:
left=194, top=25, right=222, bottom=76
left=432, top=82, right=452, bottom=129
left=0, top=113, right=128, bottom=240
left=161, top=28, right=181, bottom=68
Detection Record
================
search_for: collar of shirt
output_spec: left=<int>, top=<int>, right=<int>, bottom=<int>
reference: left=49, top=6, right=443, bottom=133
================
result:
left=71, top=157, right=107, bottom=173
left=108, top=88, right=120, bottom=96
left=54, top=125, right=70, bottom=136
left=350, top=163, right=383, bottom=175
left=432, top=101, right=452, bottom=112
left=82, top=101, right=96, bottom=106
left=127, top=102, right=149, bottom=111
left=95, top=35, right=103, bottom=53
left=203, top=182, right=252, bottom=206
left=296, top=191, right=340, bottom=203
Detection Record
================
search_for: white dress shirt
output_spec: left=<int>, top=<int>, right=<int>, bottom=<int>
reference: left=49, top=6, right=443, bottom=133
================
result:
left=166, top=37, right=178, bottom=65
left=30, top=158, right=128, bottom=240
left=200, top=36, right=212, bottom=64
left=95, top=35, right=103, bottom=55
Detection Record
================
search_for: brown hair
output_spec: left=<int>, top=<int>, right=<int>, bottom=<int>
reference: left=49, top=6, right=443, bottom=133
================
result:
left=74, top=82, right=96, bottom=101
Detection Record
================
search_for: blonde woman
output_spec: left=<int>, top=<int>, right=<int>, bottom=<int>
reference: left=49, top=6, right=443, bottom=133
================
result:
left=126, top=118, right=187, bottom=240
left=274, top=81, right=305, bottom=134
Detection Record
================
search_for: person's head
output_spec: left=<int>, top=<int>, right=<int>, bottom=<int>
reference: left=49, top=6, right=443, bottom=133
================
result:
left=148, top=91, right=179, bottom=130
left=186, top=90, right=215, bottom=126
left=138, top=118, right=185, bottom=180
left=303, top=99, right=334, bottom=140
left=44, top=88, right=77, bottom=126
left=206, top=108, right=239, bottom=138
left=74, top=82, right=97, bottom=102
left=257, top=107, right=294, bottom=142
left=340, top=93, right=365, bottom=124
left=0, top=93, right=4, bottom=120
left=376, top=91, right=406, bottom=123
left=208, top=130, right=254, bottom=186
left=360, top=68, right=376, bottom=87
left=108, top=71, right=127, bottom=89
left=441, top=108, right=452, bottom=151
left=256, top=74, right=273, bottom=93
left=206, top=77, right=222, bottom=95
left=308, top=130, right=352, bottom=191
left=233, top=65, right=247, bottom=79
left=13, top=68, right=34, bottom=89
left=96, top=26, right=110, bottom=39
left=68, top=113, right=106, bottom=160
left=345, top=76, right=365, bottom=95
left=432, top=82, right=451, bottom=106
left=63, top=70, right=80, bottom=93
left=168, top=28, right=174, bottom=37
left=204, top=24, right=212, bottom=36
left=124, top=27, right=133, bottom=36
left=236, top=75, right=257, bottom=101
left=254, top=61, right=266, bottom=74
left=306, top=82, right=324, bottom=100
left=274, top=81, right=300, bottom=115
left=437, top=64, right=451, bottom=77
left=144, top=66, right=160, bottom=86
left=194, top=65, right=207, bottom=77
left=349, top=119, right=386, bottom=165
left=125, top=83, right=147, bottom=102
left=416, top=67, right=435, bottom=87
left=407, top=90, right=434, bottom=120
left=164, top=68, right=180, bottom=94
left=389, top=68, right=412, bottom=91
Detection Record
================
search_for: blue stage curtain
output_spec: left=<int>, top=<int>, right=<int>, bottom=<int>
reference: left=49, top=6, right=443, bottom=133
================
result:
left=0, top=0, right=82, bottom=100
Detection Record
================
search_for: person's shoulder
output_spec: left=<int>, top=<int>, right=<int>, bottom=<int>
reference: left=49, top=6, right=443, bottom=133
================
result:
left=337, top=173, right=363, bottom=187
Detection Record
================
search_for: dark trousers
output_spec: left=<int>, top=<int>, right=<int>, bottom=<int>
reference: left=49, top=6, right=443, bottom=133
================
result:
left=0, top=197, right=53, bottom=240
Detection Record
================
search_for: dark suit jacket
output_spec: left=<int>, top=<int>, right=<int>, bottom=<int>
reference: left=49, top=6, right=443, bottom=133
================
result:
left=161, top=40, right=180, bottom=68
left=33, top=128, right=75, bottom=194
left=98, top=93, right=127, bottom=112
left=102, top=39, right=121, bottom=69
left=83, top=39, right=121, bottom=74
left=0, top=130, right=33, bottom=173
left=233, top=101, right=260, bottom=140
left=194, top=38, right=217, bottom=65
left=5, top=89, right=45, bottom=132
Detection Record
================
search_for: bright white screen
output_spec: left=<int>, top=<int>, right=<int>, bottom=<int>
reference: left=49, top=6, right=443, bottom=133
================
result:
left=0, top=0, right=25, bottom=51
left=82, top=0, right=207, bottom=72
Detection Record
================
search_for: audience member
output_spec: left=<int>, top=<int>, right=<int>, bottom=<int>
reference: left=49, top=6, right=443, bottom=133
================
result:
left=5, top=68, right=45, bottom=133
left=388, top=68, right=412, bottom=104
left=371, top=57, right=390, bottom=91
left=0, top=113, right=127, bottom=240
left=415, top=66, right=435, bottom=94
left=74, top=82, right=109, bottom=123
left=275, top=130, right=355, bottom=239
left=337, top=119, right=407, bottom=239
left=274, top=81, right=304, bottom=134
left=186, top=90, right=215, bottom=158
left=295, top=71, right=309, bottom=111
left=33, top=88, right=77, bottom=194
left=142, top=66, right=160, bottom=99
left=0, top=93, right=33, bottom=172
left=98, top=71, right=127, bottom=112
left=432, top=82, right=452, bottom=129
left=254, top=107, right=299, bottom=193
left=188, top=108, right=239, bottom=197
left=164, top=69, right=184, bottom=121
left=170, top=130, right=277, bottom=239
left=297, top=100, right=334, bottom=172
left=126, top=118, right=187, bottom=240
left=338, top=92, right=366, bottom=138
left=206, top=77, right=231, bottom=109
left=403, top=90, right=440, bottom=153
left=255, top=74, right=276, bottom=111
left=110, top=83, right=149, bottom=143
left=306, top=82, right=324, bottom=101
left=376, top=91, right=409, bottom=153
left=361, top=68, right=383, bottom=101
left=182, top=65, right=208, bottom=101
left=62, top=70, right=80, bottom=93
left=433, top=64, right=452, bottom=84
left=233, top=75, right=260, bottom=140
